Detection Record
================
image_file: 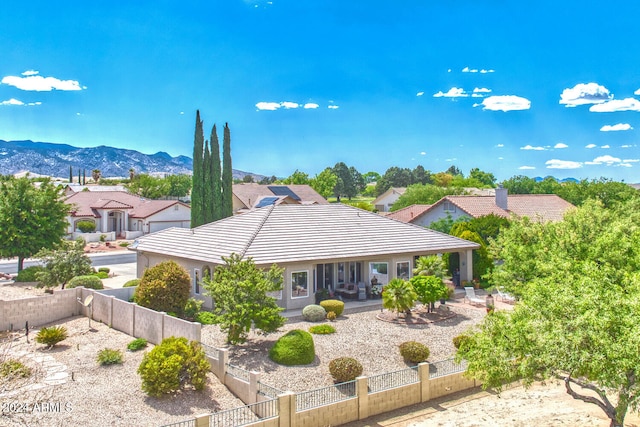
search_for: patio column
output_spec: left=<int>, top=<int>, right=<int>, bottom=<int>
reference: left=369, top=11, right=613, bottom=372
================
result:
left=460, top=249, right=473, bottom=283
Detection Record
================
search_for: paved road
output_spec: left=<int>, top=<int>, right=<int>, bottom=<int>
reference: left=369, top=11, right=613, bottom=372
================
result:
left=0, top=251, right=136, bottom=275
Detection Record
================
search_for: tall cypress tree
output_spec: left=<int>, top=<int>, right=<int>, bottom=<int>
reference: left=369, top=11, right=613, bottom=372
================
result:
left=203, top=139, right=213, bottom=224
left=210, top=124, right=223, bottom=221
left=69, top=166, right=73, bottom=183
left=83, top=169, right=86, bottom=185
left=221, top=122, right=233, bottom=218
left=191, top=110, right=205, bottom=227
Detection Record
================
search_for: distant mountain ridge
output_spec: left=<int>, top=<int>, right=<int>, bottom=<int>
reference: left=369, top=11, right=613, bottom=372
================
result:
left=0, top=140, right=263, bottom=180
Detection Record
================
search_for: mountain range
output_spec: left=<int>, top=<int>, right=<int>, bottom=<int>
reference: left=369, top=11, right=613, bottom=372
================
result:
left=0, top=140, right=263, bottom=181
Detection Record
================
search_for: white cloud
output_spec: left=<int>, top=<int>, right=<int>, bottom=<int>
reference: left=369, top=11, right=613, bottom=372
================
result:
left=416, top=91, right=424, bottom=97
left=478, top=95, right=531, bottom=112
left=0, top=98, right=41, bottom=106
left=585, top=144, right=597, bottom=149
left=635, top=88, right=640, bottom=96
left=328, top=105, right=339, bottom=110
left=521, top=145, right=546, bottom=151
left=433, top=87, right=467, bottom=98
left=546, top=159, right=583, bottom=169
left=518, top=165, right=536, bottom=170
left=600, top=123, right=633, bottom=132
left=621, top=144, right=636, bottom=148
left=473, top=87, right=491, bottom=93
left=461, top=67, right=493, bottom=74
left=281, top=101, right=299, bottom=109
left=590, top=98, right=640, bottom=112
left=554, top=143, right=568, bottom=149
left=303, top=103, right=319, bottom=109
left=585, top=155, right=622, bottom=166
left=623, top=158, right=639, bottom=163
left=498, top=157, right=504, bottom=160
left=495, top=144, right=504, bottom=148
left=480, top=69, right=495, bottom=73
left=256, top=102, right=281, bottom=111
left=1, top=71, right=85, bottom=91
left=619, top=163, right=633, bottom=168
left=559, top=83, right=611, bottom=107
left=601, top=145, right=610, bottom=149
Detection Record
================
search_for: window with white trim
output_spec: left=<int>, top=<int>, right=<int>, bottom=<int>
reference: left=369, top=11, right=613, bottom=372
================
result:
left=291, top=271, right=309, bottom=298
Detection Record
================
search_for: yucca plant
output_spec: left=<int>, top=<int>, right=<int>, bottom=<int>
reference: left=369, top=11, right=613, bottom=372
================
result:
left=382, top=279, right=417, bottom=317
left=35, top=326, right=68, bottom=348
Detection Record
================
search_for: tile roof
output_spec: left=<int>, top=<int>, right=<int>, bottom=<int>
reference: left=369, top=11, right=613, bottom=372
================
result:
left=134, top=203, right=480, bottom=266
left=65, top=191, right=186, bottom=219
left=233, top=183, right=328, bottom=209
left=383, top=204, right=432, bottom=223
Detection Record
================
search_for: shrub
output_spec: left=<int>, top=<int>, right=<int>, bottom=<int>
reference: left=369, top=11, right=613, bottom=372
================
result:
left=119, top=241, right=130, bottom=247
left=410, top=275, right=447, bottom=312
left=320, top=299, right=344, bottom=317
left=76, top=220, right=96, bottom=233
left=0, top=359, right=32, bottom=379
left=138, top=337, right=209, bottom=397
left=97, top=348, right=124, bottom=365
left=92, top=271, right=109, bottom=279
left=269, top=329, right=315, bottom=366
left=35, top=326, right=68, bottom=347
left=329, top=357, right=363, bottom=383
left=100, top=234, right=107, bottom=242
left=302, top=304, right=326, bottom=322
left=195, top=311, right=216, bottom=325
left=309, top=324, right=336, bottom=335
left=127, top=338, right=148, bottom=352
left=134, top=261, right=191, bottom=315
left=183, top=298, right=203, bottom=321
left=399, top=341, right=430, bottom=363
left=326, top=311, right=337, bottom=321
left=67, top=275, right=104, bottom=289
left=15, top=266, right=45, bottom=282
left=452, top=334, right=472, bottom=351
left=98, top=267, right=110, bottom=274
left=382, top=278, right=417, bottom=316
left=123, top=279, right=140, bottom=288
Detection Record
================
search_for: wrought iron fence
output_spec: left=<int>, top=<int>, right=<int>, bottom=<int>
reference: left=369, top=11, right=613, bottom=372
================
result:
left=295, top=381, right=357, bottom=412
left=200, top=343, right=219, bottom=360
left=160, top=418, right=196, bottom=427
left=209, top=399, right=278, bottom=427
left=367, top=366, right=419, bottom=393
left=226, top=363, right=250, bottom=382
left=257, top=381, right=283, bottom=398
left=429, top=358, right=467, bottom=379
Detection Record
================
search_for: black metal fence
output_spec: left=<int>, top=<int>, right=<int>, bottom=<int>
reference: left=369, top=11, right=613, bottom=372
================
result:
left=209, top=399, right=278, bottom=427
left=367, top=366, right=419, bottom=393
left=295, top=381, right=357, bottom=412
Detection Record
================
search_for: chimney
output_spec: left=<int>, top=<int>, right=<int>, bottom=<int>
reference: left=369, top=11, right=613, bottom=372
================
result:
left=495, top=185, right=508, bottom=210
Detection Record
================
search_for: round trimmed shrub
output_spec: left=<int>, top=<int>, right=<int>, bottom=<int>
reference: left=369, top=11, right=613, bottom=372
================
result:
left=76, top=220, right=96, bottom=233
left=309, top=324, right=336, bottom=335
left=302, top=304, right=327, bottom=322
left=138, top=337, right=209, bottom=397
left=452, top=334, right=472, bottom=351
left=67, top=275, right=104, bottom=290
left=399, top=341, right=430, bottom=363
left=134, top=261, right=191, bottom=314
left=123, top=279, right=140, bottom=288
left=98, top=267, right=110, bottom=274
left=15, top=266, right=45, bottom=283
left=329, top=357, right=363, bottom=383
left=320, top=299, right=344, bottom=317
left=269, top=329, right=315, bottom=366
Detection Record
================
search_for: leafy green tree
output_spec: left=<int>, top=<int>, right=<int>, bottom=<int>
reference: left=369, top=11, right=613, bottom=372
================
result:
left=0, top=176, right=70, bottom=271
left=204, top=253, right=285, bottom=344
left=332, top=162, right=357, bottom=201
left=428, top=214, right=469, bottom=235
left=127, top=174, right=169, bottom=199
left=455, top=229, right=492, bottom=279
left=382, top=278, right=417, bottom=317
left=35, top=239, right=93, bottom=289
left=282, top=169, right=310, bottom=185
left=556, top=178, right=639, bottom=208
left=309, top=168, right=338, bottom=199
left=91, top=169, right=101, bottom=183
left=350, top=166, right=366, bottom=195
left=391, top=184, right=465, bottom=211
left=191, top=110, right=205, bottom=227
left=446, top=165, right=463, bottom=176
left=468, top=167, right=496, bottom=187
left=362, top=171, right=381, bottom=184
left=410, top=275, right=447, bottom=312
left=535, top=176, right=562, bottom=194
left=459, top=199, right=640, bottom=426
left=165, top=174, right=192, bottom=198
left=413, top=255, right=447, bottom=278
left=221, top=122, right=233, bottom=218
left=501, top=175, right=537, bottom=194
left=375, top=166, right=413, bottom=196
left=412, top=165, right=432, bottom=185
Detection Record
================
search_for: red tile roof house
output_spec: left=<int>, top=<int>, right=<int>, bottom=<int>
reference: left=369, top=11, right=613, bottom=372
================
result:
left=404, top=187, right=575, bottom=227
left=231, top=183, right=329, bottom=213
left=65, top=191, right=191, bottom=241
left=132, top=203, right=480, bottom=311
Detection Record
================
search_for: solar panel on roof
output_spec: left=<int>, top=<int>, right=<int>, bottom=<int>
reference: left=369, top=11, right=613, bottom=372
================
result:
left=255, top=197, right=279, bottom=208
left=268, top=185, right=301, bottom=201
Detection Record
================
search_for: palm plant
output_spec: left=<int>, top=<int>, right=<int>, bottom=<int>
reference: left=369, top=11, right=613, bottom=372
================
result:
left=413, top=255, right=446, bottom=278
left=382, top=278, right=417, bottom=317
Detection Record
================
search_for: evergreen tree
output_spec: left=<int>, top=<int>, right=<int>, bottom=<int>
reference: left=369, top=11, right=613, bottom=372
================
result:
left=78, top=169, right=81, bottom=185
left=191, top=110, right=205, bottom=227
left=82, top=169, right=86, bottom=185
left=203, top=140, right=213, bottom=223
left=221, top=122, right=233, bottom=218
left=69, top=166, right=73, bottom=183
left=210, top=124, right=223, bottom=221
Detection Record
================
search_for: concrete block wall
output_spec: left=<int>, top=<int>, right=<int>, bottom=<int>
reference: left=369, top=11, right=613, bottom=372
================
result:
left=164, top=314, right=201, bottom=343
left=134, top=305, right=164, bottom=344
left=98, top=287, right=135, bottom=301
left=90, top=292, right=113, bottom=326
left=292, top=397, right=359, bottom=427
left=430, top=371, right=476, bottom=399
left=367, top=382, right=421, bottom=417
left=112, top=298, right=135, bottom=335
left=0, top=288, right=82, bottom=331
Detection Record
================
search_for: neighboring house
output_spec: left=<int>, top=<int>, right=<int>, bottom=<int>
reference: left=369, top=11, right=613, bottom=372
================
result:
left=383, top=204, right=432, bottom=223
left=372, top=187, right=406, bottom=212
left=407, top=187, right=574, bottom=227
left=63, top=184, right=128, bottom=196
left=232, top=183, right=328, bottom=213
left=65, top=191, right=191, bottom=240
left=132, top=203, right=480, bottom=311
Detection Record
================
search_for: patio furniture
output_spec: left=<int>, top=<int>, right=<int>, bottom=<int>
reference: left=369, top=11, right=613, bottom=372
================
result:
left=336, top=283, right=359, bottom=299
left=464, top=287, right=485, bottom=306
left=496, top=287, right=516, bottom=304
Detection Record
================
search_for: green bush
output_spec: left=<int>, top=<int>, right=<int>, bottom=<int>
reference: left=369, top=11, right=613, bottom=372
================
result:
left=269, top=329, right=315, bottom=366
left=138, top=337, right=209, bottom=397
left=99, top=234, right=107, bottom=242
left=399, top=341, right=430, bottom=363
left=195, top=311, right=216, bottom=325
left=183, top=298, right=203, bottom=321
left=67, top=275, right=104, bottom=289
left=127, top=338, right=148, bottom=352
left=118, top=241, right=130, bottom=247
left=329, top=357, right=363, bottom=383
left=452, top=334, right=472, bottom=351
left=92, top=271, right=109, bottom=279
left=76, top=220, right=96, bottom=233
left=97, top=348, right=124, bottom=365
left=0, top=359, right=32, bottom=378
left=134, top=261, right=191, bottom=315
left=302, top=304, right=326, bottom=322
left=98, top=267, right=110, bottom=274
left=320, top=299, right=344, bottom=317
left=123, top=279, right=140, bottom=288
left=15, top=266, right=45, bottom=282
left=326, top=311, right=337, bottom=321
left=35, top=326, right=68, bottom=347
left=309, top=324, right=336, bottom=335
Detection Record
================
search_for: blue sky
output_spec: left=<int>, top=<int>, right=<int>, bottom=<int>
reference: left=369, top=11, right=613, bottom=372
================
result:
left=1, top=1, right=640, bottom=182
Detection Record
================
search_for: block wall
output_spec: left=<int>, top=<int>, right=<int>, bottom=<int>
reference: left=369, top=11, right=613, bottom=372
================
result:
left=164, top=314, right=201, bottom=342
left=430, top=372, right=476, bottom=399
left=0, top=288, right=81, bottom=331
left=292, top=397, right=359, bottom=427
left=368, top=383, right=421, bottom=417
left=133, top=304, right=164, bottom=344
left=112, top=298, right=135, bottom=336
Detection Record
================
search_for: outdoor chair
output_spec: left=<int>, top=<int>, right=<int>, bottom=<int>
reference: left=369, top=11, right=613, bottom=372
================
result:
left=464, top=287, right=485, bottom=306
left=496, top=287, right=516, bottom=304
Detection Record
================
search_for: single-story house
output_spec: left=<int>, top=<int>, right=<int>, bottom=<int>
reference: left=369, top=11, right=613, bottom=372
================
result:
left=132, top=203, right=480, bottom=310
left=63, top=184, right=129, bottom=196
left=65, top=191, right=191, bottom=240
left=372, top=187, right=406, bottom=212
left=232, top=183, right=328, bottom=213
left=383, top=204, right=432, bottom=222
left=404, top=187, right=574, bottom=227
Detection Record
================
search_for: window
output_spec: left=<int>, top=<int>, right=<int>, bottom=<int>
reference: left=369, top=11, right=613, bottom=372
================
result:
left=443, top=201, right=456, bottom=212
left=349, top=262, right=362, bottom=283
left=337, top=262, right=345, bottom=285
left=369, top=262, right=388, bottom=286
left=193, top=269, right=200, bottom=295
left=292, top=271, right=309, bottom=298
left=396, top=261, right=410, bottom=280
